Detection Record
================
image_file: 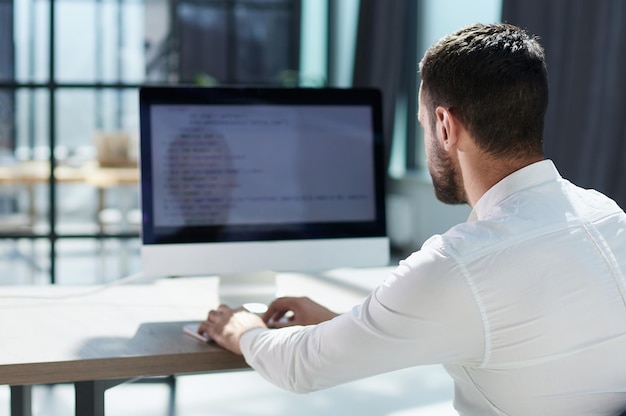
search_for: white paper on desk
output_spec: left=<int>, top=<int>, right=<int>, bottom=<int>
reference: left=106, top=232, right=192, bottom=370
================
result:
left=183, top=323, right=211, bottom=343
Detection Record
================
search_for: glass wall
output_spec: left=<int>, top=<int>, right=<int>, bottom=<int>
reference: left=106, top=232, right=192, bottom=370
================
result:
left=0, top=0, right=301, bottom=284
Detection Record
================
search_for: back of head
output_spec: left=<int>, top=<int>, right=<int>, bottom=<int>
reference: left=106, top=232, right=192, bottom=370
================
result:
left=419, top=23, right=548, bottom=159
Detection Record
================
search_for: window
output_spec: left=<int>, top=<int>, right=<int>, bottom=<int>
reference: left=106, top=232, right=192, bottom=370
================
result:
left=389, top=0, right=502, bottom=178
left=0, top=0, right=301, bottom=284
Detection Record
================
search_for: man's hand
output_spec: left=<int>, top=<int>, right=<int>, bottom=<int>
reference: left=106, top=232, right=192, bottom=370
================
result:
left=197, top=304, right=266, bottom=355
left=262, top=297, right=338, bottom=328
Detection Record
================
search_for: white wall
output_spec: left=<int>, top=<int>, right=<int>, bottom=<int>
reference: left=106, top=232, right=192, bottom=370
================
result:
left=388, top=173, right=471, bottom=253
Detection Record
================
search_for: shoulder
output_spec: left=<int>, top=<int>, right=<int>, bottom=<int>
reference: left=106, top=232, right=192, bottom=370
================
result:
left=419, top=220, right=506, bottom=264
left=380, top=239, right=472, bottom=309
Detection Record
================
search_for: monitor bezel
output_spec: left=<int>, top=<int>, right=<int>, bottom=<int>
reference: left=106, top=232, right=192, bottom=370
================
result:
left=139, top=86, right=387, bottom=248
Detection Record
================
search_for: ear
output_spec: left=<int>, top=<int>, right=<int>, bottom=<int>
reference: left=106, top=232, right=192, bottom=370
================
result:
left=435, top=106, right=460, bottom=151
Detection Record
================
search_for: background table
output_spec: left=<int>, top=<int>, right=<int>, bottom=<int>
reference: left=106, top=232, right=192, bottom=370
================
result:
left=0, top=160, right=139, bottom=231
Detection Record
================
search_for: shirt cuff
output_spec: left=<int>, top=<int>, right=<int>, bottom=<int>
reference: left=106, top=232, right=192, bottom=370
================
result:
left=239, top=327, right=268, bottom=360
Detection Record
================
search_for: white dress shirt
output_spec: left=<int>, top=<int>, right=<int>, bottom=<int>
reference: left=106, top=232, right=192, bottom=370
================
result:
left=240, top=160, right=626, bottom=416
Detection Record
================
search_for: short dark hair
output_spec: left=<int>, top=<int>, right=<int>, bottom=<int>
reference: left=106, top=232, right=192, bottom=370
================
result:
left=419, top=23, right=548, bottom=158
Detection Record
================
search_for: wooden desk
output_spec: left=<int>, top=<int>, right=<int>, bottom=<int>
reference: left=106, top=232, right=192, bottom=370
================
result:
left=0, top=276, right=248, bottom=416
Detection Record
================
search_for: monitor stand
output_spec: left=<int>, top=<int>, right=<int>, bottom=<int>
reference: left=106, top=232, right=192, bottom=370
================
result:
left=217, top=270, right=279, bottom=311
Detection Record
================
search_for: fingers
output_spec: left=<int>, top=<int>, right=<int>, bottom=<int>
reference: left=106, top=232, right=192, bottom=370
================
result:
left=198, top=307, right=266, bottom=356
left=206, top=309, right=219, bottom=321
left=201, top=304, right=234, bottom=338
left=196, top=321, right=213, bottom=340
left=203, top=297, right=330, bottom=335
left=217, top=304, right=232, bottom=314
left=206, top=304, right=234, bottom=321
left=263, top=297, right=310, bottom=328
left=264, top=296, right=338, bottom=327
left=262, top=297, right=296, bottom=324
left=267, top=316, right=295, bottom=329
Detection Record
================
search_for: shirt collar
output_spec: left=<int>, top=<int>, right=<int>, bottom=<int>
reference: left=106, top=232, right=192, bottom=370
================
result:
left=468, top=159, right=561, bottom=222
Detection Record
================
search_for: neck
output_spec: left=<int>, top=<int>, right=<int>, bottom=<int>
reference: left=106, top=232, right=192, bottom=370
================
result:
left=461, top=153, right=544, bottom=207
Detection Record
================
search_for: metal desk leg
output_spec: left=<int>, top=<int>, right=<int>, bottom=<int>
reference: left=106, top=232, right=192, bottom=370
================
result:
left=75, top=379, right=127, bottom=416
left=10, top=385, right=32, bottom=416
left=75, top=377, right=177, bottom=416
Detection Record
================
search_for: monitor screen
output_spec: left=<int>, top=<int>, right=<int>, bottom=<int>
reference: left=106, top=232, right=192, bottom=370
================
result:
left=139, top=87, right=389, bottom=280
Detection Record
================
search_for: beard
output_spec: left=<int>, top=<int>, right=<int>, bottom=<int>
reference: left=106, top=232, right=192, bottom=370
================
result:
left=428, top=137, right=467, bottom=205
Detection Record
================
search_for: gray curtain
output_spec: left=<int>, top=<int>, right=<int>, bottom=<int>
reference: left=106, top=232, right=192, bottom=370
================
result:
left=352, top=0, right=412, bottom=169
left=502, top=0, right=626, bottom=209
left=0, top=0, right=14, bottom=149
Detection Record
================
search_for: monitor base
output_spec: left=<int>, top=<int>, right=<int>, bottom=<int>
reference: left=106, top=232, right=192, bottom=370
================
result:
left=217, top=270, right=279, bottom=310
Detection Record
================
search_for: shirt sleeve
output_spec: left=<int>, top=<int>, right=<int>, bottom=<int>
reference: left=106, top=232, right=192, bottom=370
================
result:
left=239, top=246, right=485, bottom=393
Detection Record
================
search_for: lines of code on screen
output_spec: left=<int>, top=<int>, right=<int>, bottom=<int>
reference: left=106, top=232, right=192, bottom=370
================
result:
left=150, top=104, right=376, bottom=227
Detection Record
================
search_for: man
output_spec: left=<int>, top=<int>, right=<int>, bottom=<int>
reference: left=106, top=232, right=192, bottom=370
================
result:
left=199, top=23, right=626, bottom=415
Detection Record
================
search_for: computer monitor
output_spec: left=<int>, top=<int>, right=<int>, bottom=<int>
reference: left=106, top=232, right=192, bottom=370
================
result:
left=139, top=86, right=389, bottom=303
